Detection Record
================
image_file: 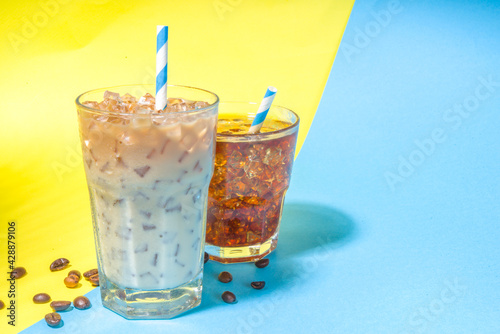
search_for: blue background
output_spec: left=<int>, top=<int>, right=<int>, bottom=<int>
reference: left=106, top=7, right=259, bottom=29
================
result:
left=23, top=0, right=500, bottom=333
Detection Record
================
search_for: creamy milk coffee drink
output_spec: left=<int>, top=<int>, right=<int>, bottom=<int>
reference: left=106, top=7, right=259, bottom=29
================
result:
left=76, top=85, right=218, bottom=319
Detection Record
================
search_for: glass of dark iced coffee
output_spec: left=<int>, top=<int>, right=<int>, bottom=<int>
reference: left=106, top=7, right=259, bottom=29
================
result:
left=205, top=102, right=299, bottom=263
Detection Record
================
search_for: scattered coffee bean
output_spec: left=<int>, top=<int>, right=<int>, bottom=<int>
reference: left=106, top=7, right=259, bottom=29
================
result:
left=83, top=269, right=98, bottom=279
left=255, top=258, right=269, bottom=268
left=0, top=300, right=4, bottom=309
left=221, top=291, right=237, bottom=304
left=45, top=312, right=61, bottom=327
left=73, top=296, right=91, bottom=310
left=89, top=274, right=99, bottom=286
left=50, top=258, right=70, bottom=271
left=33, top=293, right=51, bottom=304
left=11, top=267, right=27, bottom=279
left=68, top=270, right=81, bottom=281
left=251, top=281, right=266, bottom=290
left=64, top=276, right=79, bottom=288
left=50, top=300, right=71, bottom=312
left=204, top=252, right=209, bottom=264
left=218, top=271, right=233, bottom=283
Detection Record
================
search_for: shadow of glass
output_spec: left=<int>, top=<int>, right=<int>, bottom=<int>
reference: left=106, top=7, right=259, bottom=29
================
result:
left=246, top=202, right=358, bottom=300
left=276, top=202, right=357, bottom=258
left=190, top=202, right=357, bottom=317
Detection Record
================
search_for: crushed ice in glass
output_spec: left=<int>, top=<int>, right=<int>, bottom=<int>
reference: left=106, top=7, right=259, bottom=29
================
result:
left=83, top=91, right=210, bottom=113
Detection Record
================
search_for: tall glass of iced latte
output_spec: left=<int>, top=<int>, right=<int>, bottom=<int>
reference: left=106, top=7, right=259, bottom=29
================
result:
left=76, top=84, right=218, bottom=319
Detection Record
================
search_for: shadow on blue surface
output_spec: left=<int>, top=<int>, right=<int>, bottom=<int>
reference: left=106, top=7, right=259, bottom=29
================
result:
left=279, top=202, right=356, bottom=257
left=189, top=202, right=357, bottom=317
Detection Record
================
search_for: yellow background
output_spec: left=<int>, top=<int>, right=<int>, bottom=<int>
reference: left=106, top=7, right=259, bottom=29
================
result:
left=0, top=0, right=354, bottom=332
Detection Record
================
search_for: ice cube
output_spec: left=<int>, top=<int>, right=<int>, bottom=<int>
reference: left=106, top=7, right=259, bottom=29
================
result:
left=201, top=129, right=213, bottom=147
left=83, top=101, right=99, bottom=109
left=192, top=117, right=208, bottom=137
left=167, top=125, right=182, bottom=142
left=168, top=98, right=185, bottom=105
left=263, top=147, right=282, bottom=166
left=181, top=132, right=198, bottom=151
left=118, top=132, right=134, bottom=145
left=228, top=151, right=244, bottom=168
left=138, top=93, right=155, bottom=106
left=194, top=101, right=209, bottom=109
left=121, top=93, right=136, bottom=103
left=108, top=100, right=126, bottom=113
left=104, top=90, right=120, bottom=100
left=244, top=160, right=263, bottom=179
left=132, top=114, right=152, bottom=128
left=172, top=102, right=189, bottom=112
left=248, top=148, right=260, bottom=162
left=96, top=114, right=109, bottom=122
left=152, top=115, right=168, bottom=126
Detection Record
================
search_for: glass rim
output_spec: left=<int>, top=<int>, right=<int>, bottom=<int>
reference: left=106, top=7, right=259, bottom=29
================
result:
left=216, top=101, right=300, bottom=140
left=75, top=84, right=219, bottom=117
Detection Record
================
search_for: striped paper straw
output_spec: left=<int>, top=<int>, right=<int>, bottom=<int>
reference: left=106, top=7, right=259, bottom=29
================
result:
left=248, top=86, right=277, bottom=134
left=155, top=25, right=168, bottom=111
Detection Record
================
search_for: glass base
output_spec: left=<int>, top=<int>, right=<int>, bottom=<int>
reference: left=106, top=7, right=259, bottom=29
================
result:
left=205, top=232, right=278, bottom=263
left=100, top=271, right=202, bottom=319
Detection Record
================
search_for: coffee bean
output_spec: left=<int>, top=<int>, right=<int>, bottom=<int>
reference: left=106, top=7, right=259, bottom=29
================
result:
left=204, top=252, right=209, bottom=264
left=64, top=276, right=79, bottom=288
left=33, top=293, right=51, bottom=304
left=50, top=300, right=71, bottom=312
left=0, top=300, right=4, bottom=309
left=221, top=291, right=237, bottom=304
left=218, top=271, right=233, bottom=283
left=251, top=281, right=266, bottom=290
left=50, top=258, right=70, bottom=271
left=89, top=274, right=99, bottom=286
left=83, top=269, right=98, bottom=278
left=11, top=267, right=27, bottom=279
left=45, top=312, right=62, bottom=327
left=68, top=270, right=81, bottom=281
left=255, top=258, right=269, bottom=268
left=73, top=296, right=91, bottom=310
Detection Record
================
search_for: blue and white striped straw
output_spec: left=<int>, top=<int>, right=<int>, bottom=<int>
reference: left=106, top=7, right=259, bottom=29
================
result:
left=155, top=25, right=168, bottom=111
left=248, top=86, right=277, bottom=134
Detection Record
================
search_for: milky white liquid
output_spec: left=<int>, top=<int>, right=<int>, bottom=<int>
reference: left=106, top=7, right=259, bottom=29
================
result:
left=79, top=111, right=217, bottom=289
